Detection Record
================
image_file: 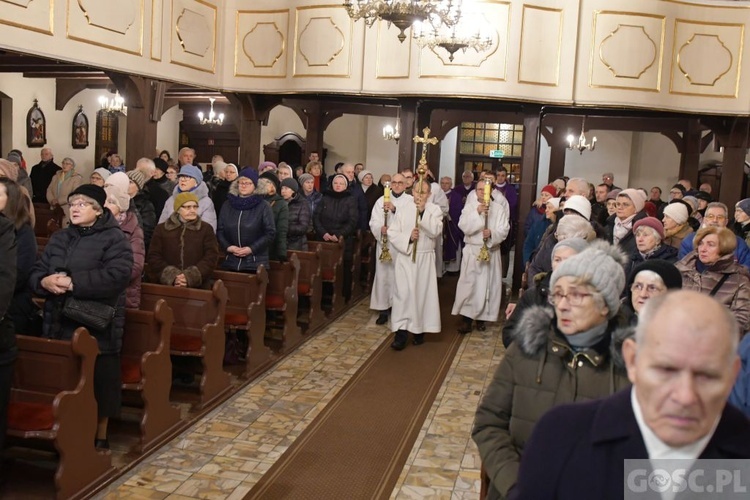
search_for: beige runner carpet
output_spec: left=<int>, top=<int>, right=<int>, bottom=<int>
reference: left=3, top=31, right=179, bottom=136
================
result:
left=245, top=275, right=464, bottom=499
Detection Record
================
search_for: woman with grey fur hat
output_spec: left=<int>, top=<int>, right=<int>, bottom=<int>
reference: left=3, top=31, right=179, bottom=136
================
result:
left=473, top=240, right=631, bottom=500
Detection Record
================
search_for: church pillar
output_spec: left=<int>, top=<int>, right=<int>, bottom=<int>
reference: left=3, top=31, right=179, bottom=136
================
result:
left=514, top=107, right=541, bottom=293
left=679, top=118, right=702, bottom=184
left=398, top=99, right=418, bottom=173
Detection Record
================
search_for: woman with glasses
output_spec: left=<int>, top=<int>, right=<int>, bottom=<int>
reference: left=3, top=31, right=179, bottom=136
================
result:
left=675, top=226, right=750, bottom=331
left=473, top=240, right=630, bottom=500
left=605, top=188, right=648, bottom=255
left=147, top=192, right=218, bottom=288
left=621, top=260, right=682, bottom=326
left=217, top=168, right=275, bottom=273
left=30, top=184, right=133, bottom=449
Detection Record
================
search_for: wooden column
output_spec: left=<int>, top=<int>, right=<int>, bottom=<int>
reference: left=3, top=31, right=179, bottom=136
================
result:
left=304, top=102, right=325, bottom=167
left=228, top=94, right=281, bottom=169
left=721, top=146, right=746, bottom=207
left=514, top=107, right=541, bottom=292
left=398, top=99, right=418, bottom=172
left=679, top=118, right=702, bottom=184
left=548, top=144, right=566, bottom=183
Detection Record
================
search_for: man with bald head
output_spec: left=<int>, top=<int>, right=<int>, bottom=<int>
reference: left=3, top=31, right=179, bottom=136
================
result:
left=511, top=291, right=750, bottom=500
left=29, top=147, right=60, bottom=203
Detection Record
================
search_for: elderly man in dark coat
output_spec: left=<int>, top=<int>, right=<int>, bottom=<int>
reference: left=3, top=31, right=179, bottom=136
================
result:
left=511, top=290, right=750, bottom=500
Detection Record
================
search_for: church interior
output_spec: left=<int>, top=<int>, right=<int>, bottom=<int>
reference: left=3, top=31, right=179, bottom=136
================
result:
left=2, top=0, right=750, bottom=498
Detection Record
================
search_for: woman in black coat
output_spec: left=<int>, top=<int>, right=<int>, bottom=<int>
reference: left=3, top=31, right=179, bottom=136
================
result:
left=0, top=178, right=36, bottom=335
left=0, top=211, right=17, bottom=456
left=217, top=168, right=276, bottom=273
left=314, top=174, right=358, bottom=299
left=29, top=185, right=133, bottom=449
left=281, top=178, right=311, bottom=251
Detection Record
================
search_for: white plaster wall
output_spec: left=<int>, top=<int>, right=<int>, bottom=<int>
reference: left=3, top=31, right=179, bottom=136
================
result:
left=439, top=127, right=458, bottom=184
left=156, top=105, right=183, bottom=160
left=0, top=74, right=102, bottom=177
left=363, top=116, right=399, bottom=180
left=260, top=105, right=305, bottom=167
left=321, top=114, right=367, bottom=175
left=562, top=129, right=632, bottom=188
left=628, top=132, right=681, bottom=193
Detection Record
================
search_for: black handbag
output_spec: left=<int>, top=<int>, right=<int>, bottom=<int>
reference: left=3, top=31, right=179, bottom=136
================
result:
left=62, top=297, right=116, bottom=331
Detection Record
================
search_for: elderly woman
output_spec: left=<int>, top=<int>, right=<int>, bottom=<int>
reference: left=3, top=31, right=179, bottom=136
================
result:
left=359, top=169, right=381, bottom=216
left=504, top=237, right=589, bottom=348
left=127, top=170, right=156, bottom=250
left=166, top=164, right=178, bottom=183
left=159, top=165, right=217, bottom=231
left=147, top=192, right=219, bottom=288
left=473, top=241, right=630, bottom=499
left=605, top=188, right=621, bottom=217
left=104, top=184, right=145, bottom=309
left=522, top=185, right=557, bottom=266
left=211, top=162, right=237, bottom=217
left=621, top=260, right=682, bottom=325
left=281, top=178, right=311, bottom=251
left=314, top=173, right=358, bottom=300
left=0, top=178, right=36, bottom=334
left=675, top=226, right=750, bottom=331
left=46, top=157, right=83, bottom=227
left=29, top=184, right=133, bottom=449
left=298, top=172, right=322, bottom=218
left=108, top=154, right=125, bottom=174
left=277, top=162, right=293, bottom=181
left=89, top=168, right=111, bottom=187
left=733, top=198, right=750, bottom=245
left=605, top=188, right=647, bottom=255
left=662, top=201, right=693, bottom=249
left=258, top=172, right=289, bottom=261
left=626, top=216, right=677, bottom=278
left=217, top=168, right=275, bottom=273
left=306, top=160, right=328, bottom=193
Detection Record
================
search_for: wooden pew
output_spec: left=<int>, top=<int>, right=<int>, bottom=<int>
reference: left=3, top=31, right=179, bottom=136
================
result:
left=308, top=240, right=345, bottom=318
left=139, top=281, right=232, bottom=410
left=32, top=203, right=63, bottom=237
left=7, top=328, right=114, bottom=500
left=120, top=299, right=182, bottom=453
left=266, top=254, right=303, bottom=351
left=36, top=235, right=49, bottom=259
left=213, top=266, right=272, bottom=377
left=287, top=249, right=325, bottom=333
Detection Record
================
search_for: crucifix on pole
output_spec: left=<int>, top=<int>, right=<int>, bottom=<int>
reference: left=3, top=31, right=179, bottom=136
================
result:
left=409, top=127, right=440, bottom=261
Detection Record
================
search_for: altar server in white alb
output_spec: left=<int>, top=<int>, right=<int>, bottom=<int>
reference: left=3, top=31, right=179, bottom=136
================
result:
left=369, top=173, right=413, bottom=325
left=452, top=172, right=510, bottom=333
left=388, top=179, right=443, bottom=350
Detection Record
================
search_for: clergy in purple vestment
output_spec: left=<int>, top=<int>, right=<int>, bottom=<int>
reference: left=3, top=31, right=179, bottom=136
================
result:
left=454, top=170, right=476, bottom=206
left=440, top=177, right=464, bottom=264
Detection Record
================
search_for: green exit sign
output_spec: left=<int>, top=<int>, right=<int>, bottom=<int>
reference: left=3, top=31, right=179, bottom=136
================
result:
left=489, top=149, right=505, bottom=158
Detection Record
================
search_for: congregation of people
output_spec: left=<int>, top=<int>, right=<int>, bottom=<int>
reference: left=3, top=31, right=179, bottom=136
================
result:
left=2, top=144, right=750, bottom=498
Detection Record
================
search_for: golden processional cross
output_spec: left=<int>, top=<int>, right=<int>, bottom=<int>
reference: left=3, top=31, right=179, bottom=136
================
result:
left=409, top=127, right=440, bottom=261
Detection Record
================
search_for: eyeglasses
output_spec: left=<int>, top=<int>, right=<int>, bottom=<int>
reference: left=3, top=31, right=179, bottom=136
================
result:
left=69, top=201, right=92, bottom=209
left=631, top=283, right=665, bottom=296
left=548, top=290, right=594, bottom=307
left=705, top=214, right=727, bottom=221
left=238, top=181, right=254, bottom=187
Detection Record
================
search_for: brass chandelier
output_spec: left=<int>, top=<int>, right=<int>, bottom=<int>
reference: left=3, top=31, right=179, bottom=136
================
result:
left=412, top=12, right=492, bottom=62
left=343, top=0, right=462, bottom=43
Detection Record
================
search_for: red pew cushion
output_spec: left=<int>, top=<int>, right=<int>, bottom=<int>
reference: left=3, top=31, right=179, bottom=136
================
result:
left=171, top=333, right=203, bottom=352
left=120, top=357, right=142, bottom=384
left=297, top=283, right=310, bottom=295
left=8, top=401, right=54, bottom=431
left=225, top=312, right=249, bottom=326
left=265, top=294, right=285, bottom=309
left=321, top=269, right=334, bottom=281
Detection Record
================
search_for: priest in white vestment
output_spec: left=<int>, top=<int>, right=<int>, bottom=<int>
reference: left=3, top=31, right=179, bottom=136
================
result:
left=452, top=174, right=510, bottom=333
left=369, top=173, right=413, bottom=325
left=388, top=180, right=443, bottom=350
left=428, top=180, right=449, bottom=278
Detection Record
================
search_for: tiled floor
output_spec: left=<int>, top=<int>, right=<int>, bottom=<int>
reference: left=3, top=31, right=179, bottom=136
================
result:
left=97, top=297, right=507, bottom=499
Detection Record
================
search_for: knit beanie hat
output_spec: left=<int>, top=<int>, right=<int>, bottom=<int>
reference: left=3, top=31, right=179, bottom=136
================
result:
left=298, top=173, right=314, bottom=186
left=694, top=191, right=712, bottom=203
left=212, top=160, right=227, bottom=176
left=259, top=161, right=276, bottom=172
left=260, top=171, right=280, bottom=193
left=556, top=214, right=595, bottom=241
left=104, top=185, right=130, bottom=213
left=238, top=167, right=259, bottom=186
left=663, top=202, right=688, bottom=225
left=562, top=194, right=591, bottom=220
left=178, top=165, right=203, bottom=183
left=682, top=196, right=698, bottom=212
left=737, top=198, right=750, bottom=217
left=153, top=157, right=169, bottom=173
left=6, top=151, right=21, bottom=166
left=606, top=188, right=622, bottom=201
left=619, top=188, right=646, bottom=213
left=225, top=163, right=239, bottom=176
left=546, top=197, right=561, bottom=210
left=174, top=191, right=199, bottom=211
left=550, top=240, right=628, bottom=319
left=281, top=178, right=299, bottom=193
left=628, top=260, right=683, bottom=291
left=358, top=169, right=373, bottom=183
left=105, top=171, right=130, bottom=193
left=552, top=237, right=589, bottom=258
left=69, top=184, right=106, bottom=209
left=127, top=169, right=147, bottom=191
left=541, top=184, right=557, bottom=197
left=633, top=216, right=665, bottom=240
left=92, top=167, right=111, bottom=181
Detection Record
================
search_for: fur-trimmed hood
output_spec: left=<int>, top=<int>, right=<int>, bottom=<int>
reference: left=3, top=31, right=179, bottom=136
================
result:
left=511, top=304, right=632, bottom=371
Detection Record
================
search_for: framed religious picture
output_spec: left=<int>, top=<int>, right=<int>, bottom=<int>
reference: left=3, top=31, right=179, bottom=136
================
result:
left=72, top=105, right=89, bottom=149
left=26, top=99, right=46, bottom=148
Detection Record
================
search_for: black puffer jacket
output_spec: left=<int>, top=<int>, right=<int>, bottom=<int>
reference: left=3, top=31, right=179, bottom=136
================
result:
left=29, top=210, right=133, bottom=354
left=8, top=223, right=36, bottom=334
left=286, top=194, right=311, bottom=251
left=626, top=243, right=678, bottom=279
left=0, top=215, right=18, bottom=365
left=314, top=189, right=358, bottom=258
left=132, top=192, right=156, bottom=250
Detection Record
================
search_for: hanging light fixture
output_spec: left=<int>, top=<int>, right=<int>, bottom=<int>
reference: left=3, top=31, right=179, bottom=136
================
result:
left=383, top=107, right=401, bottom=142
left=198, top=97, right=224, bottom=126
left=98, top=90, right=127, bottom=114
left=567, top=116, right=597, bottom=154
left=344, top=0, right=462, bottom=43
left=413, top=12, right=492, bottom=62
